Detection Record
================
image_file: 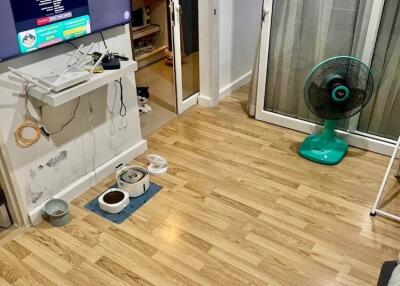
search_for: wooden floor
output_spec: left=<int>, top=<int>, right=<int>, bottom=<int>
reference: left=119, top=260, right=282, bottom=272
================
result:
left=0, top=86, right=400, bottom=286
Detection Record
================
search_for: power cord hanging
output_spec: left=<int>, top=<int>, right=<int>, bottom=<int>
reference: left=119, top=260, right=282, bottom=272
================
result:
left=41, top=97, right=81, bottom=136
left=87, top=95, right=97, bottom=183
left=100, top=32, right=110, bottom=55
left=106, top=81, right=118, bottom=135
left=15, top=82, right=41, bottom=148
left=116, top=78, right=127, bottom=118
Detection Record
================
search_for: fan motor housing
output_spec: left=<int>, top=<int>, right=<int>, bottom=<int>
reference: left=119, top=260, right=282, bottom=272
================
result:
left=331, top=86, right=350, bottom=102
left=323, top=74, right=350, bottom=103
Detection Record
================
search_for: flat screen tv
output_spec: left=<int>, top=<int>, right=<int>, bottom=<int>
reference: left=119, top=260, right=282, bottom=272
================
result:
left=0, top=0, right=132, bottom=62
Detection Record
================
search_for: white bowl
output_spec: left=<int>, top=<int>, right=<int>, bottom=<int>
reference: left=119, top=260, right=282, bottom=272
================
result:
left=98, top=188, right=130, bottom=214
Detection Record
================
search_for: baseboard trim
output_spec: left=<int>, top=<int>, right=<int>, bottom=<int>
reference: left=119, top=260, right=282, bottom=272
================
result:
left=28, top=140, right=148, bottom=225
left=198, top=94, right=213, bottom=107
left=219, top=71, right=252, bottom=100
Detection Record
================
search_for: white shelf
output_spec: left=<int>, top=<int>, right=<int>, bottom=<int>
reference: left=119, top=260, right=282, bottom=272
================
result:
left=132, top=24, right=161, bottom=41
left=135, top=45, right=167, bottom=68
left=4, top=60, right=138, bottom=107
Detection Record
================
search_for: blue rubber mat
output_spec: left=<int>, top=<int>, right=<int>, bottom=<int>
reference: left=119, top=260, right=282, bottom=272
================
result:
left=84, top=182, right=162, bottom=224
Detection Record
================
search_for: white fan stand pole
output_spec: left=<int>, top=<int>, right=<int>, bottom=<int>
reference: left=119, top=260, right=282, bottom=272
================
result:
left=371, top=135, right=400, bottom=222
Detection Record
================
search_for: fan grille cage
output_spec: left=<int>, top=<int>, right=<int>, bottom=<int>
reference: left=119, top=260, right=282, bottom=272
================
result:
left=305, top=57, right=374, bottom=120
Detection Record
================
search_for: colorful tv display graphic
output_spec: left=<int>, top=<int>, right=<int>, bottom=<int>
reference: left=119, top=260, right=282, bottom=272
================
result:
left=10, top=0, right=91, bottom=53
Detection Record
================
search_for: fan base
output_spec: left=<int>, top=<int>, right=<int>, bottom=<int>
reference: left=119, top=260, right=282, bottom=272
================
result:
left=299, top=133, right=348, bottom=165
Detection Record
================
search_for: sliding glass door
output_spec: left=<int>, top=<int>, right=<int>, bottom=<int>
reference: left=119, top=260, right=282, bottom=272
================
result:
left=358, top=0, right=400, bottom=140
left=179, top=0, right=200, bottom=101
left=255, top=0, right=400, bottom=155
left=264, top=0, right=372, bottom=125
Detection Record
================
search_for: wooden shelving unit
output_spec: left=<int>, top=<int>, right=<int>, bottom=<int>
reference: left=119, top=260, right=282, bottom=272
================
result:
left=135, top=45, right=168, bottom=68
left=131, top=0, right=170, bottom=69
left=132, top=24, right=161, bottom=41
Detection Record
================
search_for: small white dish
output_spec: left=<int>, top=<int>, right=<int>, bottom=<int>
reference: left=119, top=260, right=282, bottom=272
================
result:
left=147, top=154, right=168, bottom=175
left=148, top=164, right=168, bottom=175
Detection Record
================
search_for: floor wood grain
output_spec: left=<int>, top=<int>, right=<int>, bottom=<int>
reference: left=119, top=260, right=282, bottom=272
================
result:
left=0, top=85, right=399, bottom=286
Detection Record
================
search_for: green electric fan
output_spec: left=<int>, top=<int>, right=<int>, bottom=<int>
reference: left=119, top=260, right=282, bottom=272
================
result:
left=299, top=56, right=374, bottom=165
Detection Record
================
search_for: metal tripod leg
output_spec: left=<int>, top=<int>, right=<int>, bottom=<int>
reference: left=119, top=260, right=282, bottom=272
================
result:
left=396, top=159, right=400, bottom=180
left=370, top=135, right=400, bottom=222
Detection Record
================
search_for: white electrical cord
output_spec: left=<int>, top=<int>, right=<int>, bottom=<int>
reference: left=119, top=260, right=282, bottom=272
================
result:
left=87, top=95, right=97, bottom=183
left=107, top=80, right=127, bottom=131
left=106, top=81, right=118, bottom=135
left=15, top=82, right=42, bottom=148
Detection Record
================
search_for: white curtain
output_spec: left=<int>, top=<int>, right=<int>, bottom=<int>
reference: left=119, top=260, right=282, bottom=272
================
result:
left=249, top=0, right=372, bottom=123
left=359, top=0, right=400, bottom=140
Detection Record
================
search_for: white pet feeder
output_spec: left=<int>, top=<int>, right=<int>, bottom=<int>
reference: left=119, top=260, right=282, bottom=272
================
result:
left=117, top=166, right=150, bottom=197
left=98, top=188, right=130, bottom=214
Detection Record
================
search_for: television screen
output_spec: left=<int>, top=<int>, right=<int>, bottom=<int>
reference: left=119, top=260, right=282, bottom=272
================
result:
left=0, top=0, right=131, bottom=62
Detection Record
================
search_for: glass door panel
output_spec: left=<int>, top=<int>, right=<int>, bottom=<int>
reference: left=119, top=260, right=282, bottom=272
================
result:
left=171, top=0, right=200, bottom=114
left=180, top=0, right=200, bottom=101
left=264, top=0, right=372, bottom=127
left=358, top=0, right=400, bottom=140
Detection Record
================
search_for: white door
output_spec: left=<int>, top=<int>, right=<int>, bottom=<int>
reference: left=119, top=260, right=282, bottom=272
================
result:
left=170, top=0, right=200, bottom=114
left=255, top=0, right=397, bottom=156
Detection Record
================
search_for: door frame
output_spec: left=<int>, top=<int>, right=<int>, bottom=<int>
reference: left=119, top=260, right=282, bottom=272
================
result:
left=170, top=0, right=218, bottom=114
left=170, top=0, right=219, bottom=114
left=171, top=0, right=198, bottom=114
left=198, top=0, right=219, bottom=108
left=255, top=0, right=395, bottom=156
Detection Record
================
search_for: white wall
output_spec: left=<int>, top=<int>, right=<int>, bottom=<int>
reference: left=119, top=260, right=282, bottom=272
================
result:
left=198, top=0, right=219, bottom=107
left=218, top=0, right=263, bottom=98
left=0, top=25, right=147, bottom=224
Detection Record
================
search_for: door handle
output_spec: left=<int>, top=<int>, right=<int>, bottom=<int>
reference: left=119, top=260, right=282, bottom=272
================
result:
left=175, top=4, right=182, bottom=15
left=262, top=9, right=270, bottom=22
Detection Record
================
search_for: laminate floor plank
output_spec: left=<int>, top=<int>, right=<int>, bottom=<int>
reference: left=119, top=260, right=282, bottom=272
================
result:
left=1, top=86, right=399, bottom=285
